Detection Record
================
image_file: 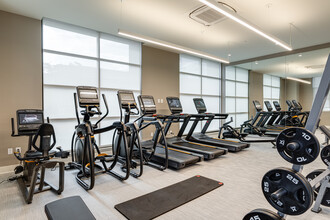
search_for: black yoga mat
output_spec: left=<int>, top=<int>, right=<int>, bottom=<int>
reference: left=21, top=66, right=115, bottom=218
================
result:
left=115, top=175, right=223, bottom=220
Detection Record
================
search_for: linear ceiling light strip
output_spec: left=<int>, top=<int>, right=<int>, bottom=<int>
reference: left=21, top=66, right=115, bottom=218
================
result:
left=199, top=0, right=292, bottom=51
left=286, top=77, right=311, bottom=84
left=118, top=30, right=229, bottom=64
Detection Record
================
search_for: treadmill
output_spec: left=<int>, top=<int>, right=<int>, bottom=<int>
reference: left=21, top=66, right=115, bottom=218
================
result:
left=185, top=98, right=249, bottom=152
left=136, top=95, right=202, bottom=169
left=161, top=97, right=227, bottom=160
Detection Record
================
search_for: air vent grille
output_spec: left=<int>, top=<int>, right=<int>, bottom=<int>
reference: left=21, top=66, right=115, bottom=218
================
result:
left=190, top=2, right=236, bottom=26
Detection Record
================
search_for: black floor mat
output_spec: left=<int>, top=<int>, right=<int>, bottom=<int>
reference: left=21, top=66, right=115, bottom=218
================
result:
left=115, top=175, right=223, bottom=220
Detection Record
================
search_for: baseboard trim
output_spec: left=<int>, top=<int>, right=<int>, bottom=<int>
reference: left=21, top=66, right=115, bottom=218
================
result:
left=0, top=164, right=18, bottom=175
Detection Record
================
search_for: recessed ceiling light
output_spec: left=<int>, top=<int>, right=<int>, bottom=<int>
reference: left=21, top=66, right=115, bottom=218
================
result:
left=298, top=54, right=302, bottom=57
left=255, top=61, right=258, bottom=64
left=228, top=53, right=231, bottom=57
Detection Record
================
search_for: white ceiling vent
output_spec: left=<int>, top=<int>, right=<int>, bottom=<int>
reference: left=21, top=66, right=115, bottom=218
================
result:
left=189, top=2, right=236, bottom=26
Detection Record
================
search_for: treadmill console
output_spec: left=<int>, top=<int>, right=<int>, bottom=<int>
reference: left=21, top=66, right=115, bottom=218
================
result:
left=166, top=97, right=182, bottom=114
left=16, top=109, right=44, bottom=134
left=273, top=101, right=281, bottom=111
left=286, top=100, right=293, bottom=110
left=77, top=86, right=100, bottom=107
left=138, top=95, right=156, bottom=115
left=193, top=98, right=207, bottom=114
left=117, top=90, right=137, bottom=109
left=264, top=101, right=273, bottom=112
left=292, top=100, right=302, bottom=111
left=253, top=100, right=262, bottom=112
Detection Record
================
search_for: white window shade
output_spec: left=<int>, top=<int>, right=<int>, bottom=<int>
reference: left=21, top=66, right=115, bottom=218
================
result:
left=100, top=34, right=141, bottom=65
left=180, top=54, right=201, bottom=75
left=43, top=19, right=98, bottom=57
left=226, top=81, right=236, bottom=96
left=225, top=66, right=235, bottom=80
left=236, top=82, right=248, bottom=97
left=44, top=86, right=76, bottom=119
left=272, top=76, right=280, bottom=87
left=202, top=78, right=220, bottom=96
left=50, top=119, right=77, bottom=151
left=100, top=61, right=141, bottom=90
left=203, top=96, right=220, bottom=113
left=263, top=74, right=272, bottom=86
left=236, top=113, right=249, bottom=127
left=263, top=86, right=272, bottom=99
left=202, top=59, right=220, bottom=78
left=43, top=52, right=98, bottom=86
left=236, top=68, right=249, bottom=82
left=272, top=87, right=280, bottom=99
left=180, top=95, right=198, bottom=113
left=236, top=98, right=248, bottom=112
left=180, top=74, right=201, bottom=94
left=226, top=98, right=236, bottom=113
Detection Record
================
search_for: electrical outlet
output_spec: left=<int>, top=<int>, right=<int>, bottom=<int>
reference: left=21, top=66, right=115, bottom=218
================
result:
left=150, top=132, right=153, bottom=137
left=15, top=147, right=21, bottom=153
left=8, top=148, right=13, bottom=155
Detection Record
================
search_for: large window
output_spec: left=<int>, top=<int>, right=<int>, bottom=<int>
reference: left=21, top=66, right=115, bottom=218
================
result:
left=43, top=19, right=141, bottom=150
left=263, top=74, right=280, bottom=110
left=313, top=76, right=330, bottom=111
left=180, top=54, right=221, bottom=132
left=225, top=66, right=249, bottom=127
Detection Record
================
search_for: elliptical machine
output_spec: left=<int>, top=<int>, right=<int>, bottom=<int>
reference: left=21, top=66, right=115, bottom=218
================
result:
left=66, top=86, right=131, bottom=190
left=113, top=90, right=144, bottom=177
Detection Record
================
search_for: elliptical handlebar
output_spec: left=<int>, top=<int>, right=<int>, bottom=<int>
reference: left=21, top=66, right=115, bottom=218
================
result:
left=74, top=93, right=81, bottom=125
left=94, top=94, right=109, bottom=127
left=11, top=118, right=15, bottom=136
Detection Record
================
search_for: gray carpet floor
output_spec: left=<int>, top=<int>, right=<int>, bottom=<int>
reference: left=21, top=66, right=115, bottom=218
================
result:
left=0, top=131, right=329, bottom=220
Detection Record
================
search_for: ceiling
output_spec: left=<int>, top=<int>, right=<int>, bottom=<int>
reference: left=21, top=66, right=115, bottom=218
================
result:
left=0, top=0, right=330, bottom=77
left=237, top=48, right=330, bottom=78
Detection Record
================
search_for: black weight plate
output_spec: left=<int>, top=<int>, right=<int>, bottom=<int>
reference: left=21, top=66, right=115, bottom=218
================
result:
left=262, top=167, right=313, bottom=215
left=306, top=169, right=330, bottom=207
left=243, top=208, right=283, bottom=220
left=276, top=128, right=320, bottom=165
left=321, top=145, right=330, bottom=166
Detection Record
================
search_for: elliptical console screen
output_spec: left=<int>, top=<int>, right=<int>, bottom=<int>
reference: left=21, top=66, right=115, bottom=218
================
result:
left=17, top=110, right=43, bottom=132
left=120, top=93, right=135, bottom=103
left=142, top=98, right=155, bottom=107
left=77, top=86, right=99, bottom=107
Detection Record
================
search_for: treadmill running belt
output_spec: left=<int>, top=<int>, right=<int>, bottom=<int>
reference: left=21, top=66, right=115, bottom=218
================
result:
left=115, top=175, right=223, bottom=220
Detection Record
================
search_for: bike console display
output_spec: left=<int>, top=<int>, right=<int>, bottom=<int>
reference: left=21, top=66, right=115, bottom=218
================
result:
left=264, top=101, right=273, bottom=112
left=77, top=86, right=99, bottom=107
left=117, top=90, right=137, bottom=109
left=16, top=109, right=44, bottom=134
left=193, top=98, right=207, bottom=114
left=138, top=95, right=156, bottom=115
left=166, top=97, right=182, bottom=114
